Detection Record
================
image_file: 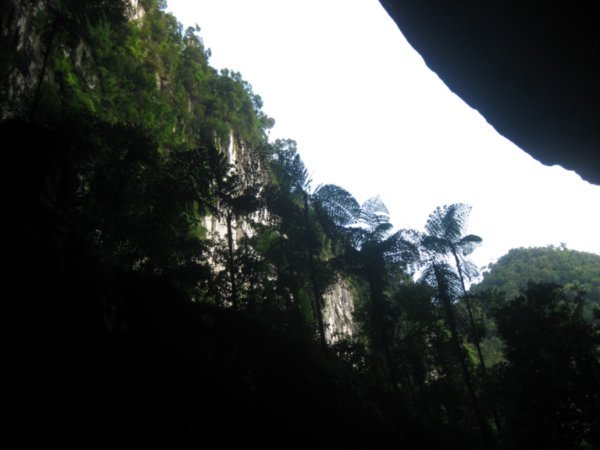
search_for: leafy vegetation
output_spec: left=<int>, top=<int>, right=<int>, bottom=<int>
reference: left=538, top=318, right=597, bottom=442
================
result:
left=2, top=1, right=598, bottom=448
left=472, top=245, right=600, bottom=315
left=491, top=282, right=599, bottom=449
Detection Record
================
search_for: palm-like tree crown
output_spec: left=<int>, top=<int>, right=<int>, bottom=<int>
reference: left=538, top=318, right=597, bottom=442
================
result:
left=422, top=203, right=482, bottom=283
left=313, top=186, right=418, bottom=267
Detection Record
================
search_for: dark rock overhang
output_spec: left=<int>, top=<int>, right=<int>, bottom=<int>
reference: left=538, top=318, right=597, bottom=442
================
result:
left=379, top=1, right=599, bottom=184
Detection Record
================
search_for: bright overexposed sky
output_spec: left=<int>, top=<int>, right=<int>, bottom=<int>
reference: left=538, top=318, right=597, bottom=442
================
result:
left=167, top=0, right=600, bottom=268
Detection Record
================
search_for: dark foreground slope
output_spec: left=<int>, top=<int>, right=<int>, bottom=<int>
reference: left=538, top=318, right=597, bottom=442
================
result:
left=2, top=119, right=456, bottom=448
left=5, top=239, right=452, bottom=448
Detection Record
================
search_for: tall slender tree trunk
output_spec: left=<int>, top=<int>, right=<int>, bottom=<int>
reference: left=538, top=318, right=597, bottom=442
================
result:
left=303, top=192, right=327, bottom=352
left=226, top=210, right=238, bottom=308
left=452, top=250, right=502, bottom=434
left=433, top=264, right=490, bottom=443
left=368, top=274, right=401, bottom=394
left=451, top=250, right=487, bottom=372
left=30, top=15, right=59, bottom=122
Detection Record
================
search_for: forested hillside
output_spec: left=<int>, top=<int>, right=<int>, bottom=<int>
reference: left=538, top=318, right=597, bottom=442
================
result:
left=2, top=1, right=598, bottom=448
left=472, top=245, right=600, bottom=312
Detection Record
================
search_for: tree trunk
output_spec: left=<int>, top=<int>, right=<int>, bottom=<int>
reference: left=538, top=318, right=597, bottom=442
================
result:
left=226, top=211, right=238, bottom=308
left=451, top=250, right=487, bottom=371
left=433, top=264, right=490, bottom=443
left=303, top=192, right=327, bottom=352
left=452, top=249, right=502, bottom=434
left=30, top=15, right=59, bottom=122
left=368, top=273, right=401, bottom=394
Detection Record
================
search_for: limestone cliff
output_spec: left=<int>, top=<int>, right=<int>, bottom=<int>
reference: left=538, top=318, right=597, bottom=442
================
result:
left=203, top=132, right=269, bottom=241
left=323, top=277, right=356, bottom=343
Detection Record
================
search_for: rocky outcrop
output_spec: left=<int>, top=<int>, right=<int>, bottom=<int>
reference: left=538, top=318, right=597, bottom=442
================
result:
left=0, top=1, right=44, bottom=118
left=127, top=0, right=144, bottom=21
left=322, top=277, right=356, bottom=343
left=203, top=132, right=269, bottom=241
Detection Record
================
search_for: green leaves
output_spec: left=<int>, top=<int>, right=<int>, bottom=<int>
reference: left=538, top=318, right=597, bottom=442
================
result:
left=491, top=282, right=600, bottom=448
left=268, top=139, right=309, bottom=194
left=313, top=184, right=360, bottom=228
left=420, top=262, right=463, bottom=302
left=458, top=234, right=483, bottom=256
left=472, top=246, right=600, bottom=317
left=420, top=203, right=481, bottom=283
left=425, top=203, right=473, bottom=244
left=358, top=196, right=390, bottom=234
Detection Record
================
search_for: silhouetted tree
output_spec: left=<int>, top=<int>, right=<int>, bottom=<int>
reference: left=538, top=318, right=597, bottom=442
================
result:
left=266, top=139, right=329, bottom=348
left=421, top=262, right=490, bottom=443
left=313, top=186, right=419, bottom=388
left=492, top=282, right=600, bottom=449
left=199, top=142, right=261, bottom=308
left=422, top=204, right=501, bottom=432
left=422, top=204, right=484, bottom=361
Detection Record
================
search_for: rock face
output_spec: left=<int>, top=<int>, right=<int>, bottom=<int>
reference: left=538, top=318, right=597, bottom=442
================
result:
left=127, top=0, right=145, bottom=21
left=207, top=135, right=360, bottom=339
left=203, top=132, right=269, bottom=241
left=1, top=2, right=43, bottom=117
left=322, top=277, right=356, bottom=343
left=379, top=0, right=599, bottom=184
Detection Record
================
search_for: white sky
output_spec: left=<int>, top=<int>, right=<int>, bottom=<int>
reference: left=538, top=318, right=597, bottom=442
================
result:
left=167, top=0, right=600, bottom=268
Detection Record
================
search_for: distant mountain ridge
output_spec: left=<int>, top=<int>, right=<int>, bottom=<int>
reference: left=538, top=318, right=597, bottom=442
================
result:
left=471, top=245, right=600, bottom=308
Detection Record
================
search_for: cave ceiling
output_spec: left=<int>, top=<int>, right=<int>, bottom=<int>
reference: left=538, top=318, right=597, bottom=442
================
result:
left=379, top=1, right=599, bottom=184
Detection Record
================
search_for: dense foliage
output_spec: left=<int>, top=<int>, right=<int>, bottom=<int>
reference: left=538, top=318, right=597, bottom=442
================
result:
left=491, top=282, right=599, bottom=449
left=2, top=2, right=598, bottom=448
left=472, top=245, right=600, bottom=314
